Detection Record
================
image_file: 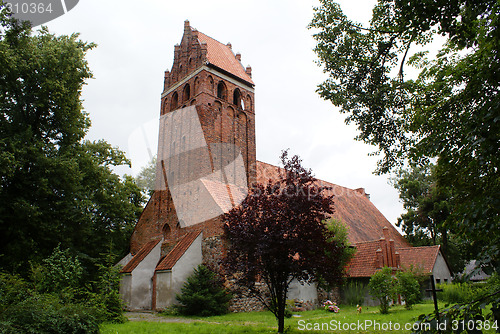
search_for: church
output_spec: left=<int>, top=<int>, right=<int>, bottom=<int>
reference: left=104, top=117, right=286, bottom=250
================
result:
left=118, top=21, right=451, bottom=311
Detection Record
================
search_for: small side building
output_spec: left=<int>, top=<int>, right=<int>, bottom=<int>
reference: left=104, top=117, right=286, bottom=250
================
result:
left=119, top=231, right=202, bottom=310
left=345, top=227, right=452, bottom=305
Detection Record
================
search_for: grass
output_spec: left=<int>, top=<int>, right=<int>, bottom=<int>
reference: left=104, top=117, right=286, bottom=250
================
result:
left=101, top=302, right=450, bottom=333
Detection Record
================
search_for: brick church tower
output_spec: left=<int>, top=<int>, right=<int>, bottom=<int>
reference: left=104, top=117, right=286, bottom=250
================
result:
left=119, top=21, right=256, bottom=310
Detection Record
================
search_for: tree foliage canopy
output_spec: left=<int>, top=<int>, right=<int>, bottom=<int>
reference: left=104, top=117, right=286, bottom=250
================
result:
left=0, top=8, right=144, bottom=276
left=368, top=267, right=397, bottom=314
left=310, top=0, right=499, bottom=271
left=223, top=151, right=345, bottom=333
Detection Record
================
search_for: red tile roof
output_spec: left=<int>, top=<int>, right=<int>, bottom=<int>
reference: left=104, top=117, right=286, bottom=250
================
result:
left=345, top=241, right=441, bottom=277
left=156, top=231, right=202, bottom=271
left=197, top=31, right=254, bottom=85
left=120, top=239, right=161, bottom=273
left=345, top=240, right=382, bottom=277
left=398, top=245, right=440, bottom=274
left=255, top=161, right=410, bottom=248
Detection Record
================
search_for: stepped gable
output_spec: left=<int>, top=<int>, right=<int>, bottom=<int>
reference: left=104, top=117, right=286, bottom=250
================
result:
left=255, top=161, right=410, bottom=247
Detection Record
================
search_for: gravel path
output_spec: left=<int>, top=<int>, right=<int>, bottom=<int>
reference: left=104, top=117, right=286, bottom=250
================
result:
left=125, top=311, right=195, bottom=323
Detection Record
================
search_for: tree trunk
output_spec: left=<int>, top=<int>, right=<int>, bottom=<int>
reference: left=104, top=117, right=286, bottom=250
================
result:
left=278, top=303, right=285, bottom=333
left=277, top=286, right=286, bottom=333
left=441, top=228, right=448, bottom=259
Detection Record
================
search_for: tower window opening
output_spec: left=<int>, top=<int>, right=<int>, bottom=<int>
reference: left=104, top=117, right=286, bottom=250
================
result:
left=183, top=84, right=190, bottom=102
left=233, top=88, right=243, bottom=109
left=171, top=92, right=179, bottom=111
left=245, top=94, right=252, bottom=111
left=217, top=81, right=227, bottom=100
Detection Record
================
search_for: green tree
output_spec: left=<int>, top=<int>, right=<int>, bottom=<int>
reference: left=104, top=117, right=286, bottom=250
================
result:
left=31, top=245, right=83, bottom=296
left=310, top=0, right=500, bottom=273
left=175, top=265, right=232, bottom=316
left=368, top=266, right=397, bottom=314
left=395, top=269, right=421, bottom=310
left=134, top=155, right=156, bottom=197
left=392, top=163, right=467, bottom=273
left=0, top=8, right=144, bottom=278
left=324, top=218, right=356, bottom=272
left=86, top=250, right=126, bottom=323
left=223, top=151, right=345, bottom=333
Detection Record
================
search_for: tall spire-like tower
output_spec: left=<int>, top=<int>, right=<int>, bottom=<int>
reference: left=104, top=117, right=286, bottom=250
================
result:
left=129, top=20, right=256, bottom=256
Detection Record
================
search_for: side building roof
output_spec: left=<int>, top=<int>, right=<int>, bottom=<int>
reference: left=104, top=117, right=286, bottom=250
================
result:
left=397, top=245, right=441, bottom=274
left=346, top=240, right=442, bottom=277
left=120, top=239, right=161, bottom=274
left=156, top=231, right=202, bottom=271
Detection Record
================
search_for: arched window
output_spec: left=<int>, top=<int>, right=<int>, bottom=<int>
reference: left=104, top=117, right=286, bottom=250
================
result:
left=194, top=76, right=200, bottom=94
left=208, top=75, right=214, bottom=94
left=171, top=92, right=178, bottom=111
left=233, top=88, right=243, bottom=108
left=183, top=84, right=190, bottom=103
left=217, top=81, right=227, bottom=100
left=163, top=98, right=168, bottom=114
left=162, top=224, right=171, bottom=241
left=245, top=94, right=252, bottom=111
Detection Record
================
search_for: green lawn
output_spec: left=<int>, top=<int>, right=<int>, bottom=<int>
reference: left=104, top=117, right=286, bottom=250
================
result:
left=101, top=302, right=451, bottom=333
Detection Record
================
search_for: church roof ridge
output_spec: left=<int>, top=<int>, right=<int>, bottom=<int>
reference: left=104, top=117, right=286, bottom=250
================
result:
left=255, top=160, right=410, bottom=248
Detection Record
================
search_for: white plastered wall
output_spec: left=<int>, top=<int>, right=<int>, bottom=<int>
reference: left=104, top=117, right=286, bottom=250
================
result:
left=432, top=251, right=452, bottom=284
left=126, top=241, right=162, bottom=310
left=287, top=279, right=318, bottom=303
left=155, top=233, right=202, bottom=310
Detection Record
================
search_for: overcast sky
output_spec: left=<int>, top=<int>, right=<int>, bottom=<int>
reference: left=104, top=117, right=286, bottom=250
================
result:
left=43, top=0, right=405, bottom=227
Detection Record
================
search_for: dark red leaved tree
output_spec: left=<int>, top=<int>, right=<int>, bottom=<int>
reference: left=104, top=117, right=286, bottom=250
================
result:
left=223, top=151, right=345, bottom=333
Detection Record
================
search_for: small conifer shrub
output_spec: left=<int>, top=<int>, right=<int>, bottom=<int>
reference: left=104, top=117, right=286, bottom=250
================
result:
left=175, top=265, right=232, bottom=316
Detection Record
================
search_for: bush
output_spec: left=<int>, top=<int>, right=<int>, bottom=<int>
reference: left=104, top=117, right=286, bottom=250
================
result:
left=0, top=272, right=31, bottom=313
left=368, top=267, right=397, bottom=314
left=31, top=245, right=83, bottom=296
left=396, top=270, right=421, bottom=309
left=176, top=265, right=232, bottom=316
left=85, top=255, right=126, bottom=323
left=342, top=280, right=366, bottom=306
left=0, top=294, right=99, bottom=334
left=285, top=299, right=295, bottom=316
left=0, top=246, right=126, bottom=333
left=436, top=282, right=489, bottom=304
